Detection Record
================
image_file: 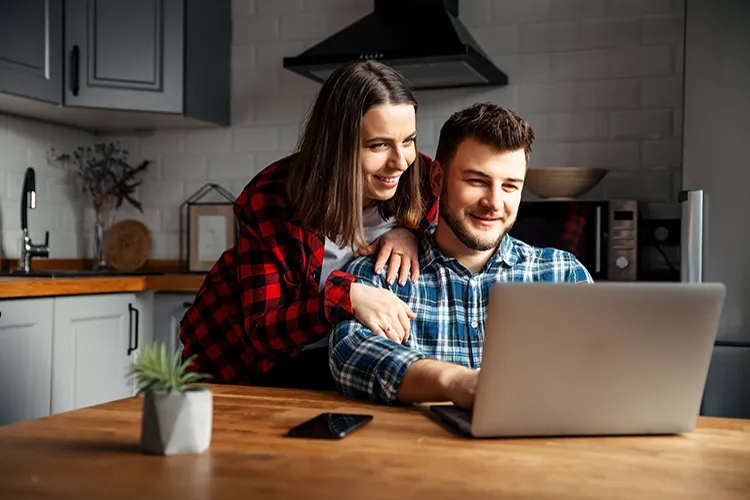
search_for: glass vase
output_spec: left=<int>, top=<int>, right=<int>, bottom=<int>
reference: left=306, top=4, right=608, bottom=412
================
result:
left=93, top=198, right=114, bottom=270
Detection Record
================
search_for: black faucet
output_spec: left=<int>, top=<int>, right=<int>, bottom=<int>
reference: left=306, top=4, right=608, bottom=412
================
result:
left=20, top=167, right=49, bottom=273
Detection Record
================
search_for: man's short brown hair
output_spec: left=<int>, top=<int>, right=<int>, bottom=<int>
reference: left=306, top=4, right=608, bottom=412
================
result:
left=435, top=103, right=535, bottom=167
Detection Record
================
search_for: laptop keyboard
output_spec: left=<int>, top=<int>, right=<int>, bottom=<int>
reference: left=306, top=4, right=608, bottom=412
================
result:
left=437, top=405, right=473, bottom=424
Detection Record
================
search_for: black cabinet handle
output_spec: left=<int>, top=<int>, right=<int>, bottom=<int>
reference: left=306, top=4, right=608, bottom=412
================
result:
left=71, top=45, right=80, bottom=96
left=128, top=304, right=140, bottom=356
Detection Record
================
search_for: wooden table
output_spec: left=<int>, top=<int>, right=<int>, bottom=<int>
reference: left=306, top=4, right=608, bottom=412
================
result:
left=1, top=385, right=749, bottom=499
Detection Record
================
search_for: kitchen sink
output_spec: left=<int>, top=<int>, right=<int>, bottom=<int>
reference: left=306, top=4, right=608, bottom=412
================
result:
left=0, top=269, right=165, bottom=278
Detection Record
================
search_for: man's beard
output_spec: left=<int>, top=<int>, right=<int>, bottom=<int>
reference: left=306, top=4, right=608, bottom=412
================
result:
left=438, top=190, right=513, bottom=251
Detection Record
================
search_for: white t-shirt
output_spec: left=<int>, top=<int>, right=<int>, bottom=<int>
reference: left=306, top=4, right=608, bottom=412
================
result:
left=304, top=206, right=396, bottom=350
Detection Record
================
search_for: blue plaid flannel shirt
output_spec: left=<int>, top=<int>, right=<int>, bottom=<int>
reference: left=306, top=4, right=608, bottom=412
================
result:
left=328, top=228, right=594, bottom=405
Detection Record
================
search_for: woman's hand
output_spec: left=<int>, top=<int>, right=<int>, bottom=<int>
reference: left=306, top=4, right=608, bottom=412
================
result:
left=350, top=283, right=416, bottom=343
left=359, top=228, right=420, bottom=286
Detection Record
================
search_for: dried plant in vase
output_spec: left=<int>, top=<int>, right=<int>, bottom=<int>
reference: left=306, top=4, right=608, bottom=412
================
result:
left=49, top=142, right=151, bottom=269
left=128, top=341, right=213, bottom=456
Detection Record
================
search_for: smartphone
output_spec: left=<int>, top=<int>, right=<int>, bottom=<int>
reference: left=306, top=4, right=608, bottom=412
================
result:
left=287, top=412, right=373, bottom=439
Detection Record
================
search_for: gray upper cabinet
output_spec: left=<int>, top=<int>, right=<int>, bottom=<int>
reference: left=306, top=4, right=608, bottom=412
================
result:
left=0, top=0, right=230, bottom=132
left=0, top=0, right=63, bottom=105
left=64, top=0, right=184, bottom=114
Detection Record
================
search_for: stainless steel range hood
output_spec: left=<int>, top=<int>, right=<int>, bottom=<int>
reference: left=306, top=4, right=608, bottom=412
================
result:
left=282, top=0, right=508, bottom=90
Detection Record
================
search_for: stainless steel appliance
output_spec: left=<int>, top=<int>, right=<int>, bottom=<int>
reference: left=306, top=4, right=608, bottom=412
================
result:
left=152, top=294, right=194, bottom=357
left=509, top=199, right=639, bottom=281
left=680, top=0, right=750, bottom=418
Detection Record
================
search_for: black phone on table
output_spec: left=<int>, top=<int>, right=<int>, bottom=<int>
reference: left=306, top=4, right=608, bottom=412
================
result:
left=286, top=412, right=373, bottom=439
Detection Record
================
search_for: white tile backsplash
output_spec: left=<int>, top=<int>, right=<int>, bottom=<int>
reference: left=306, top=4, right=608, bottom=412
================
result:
left=0, top=116, right=96, bottom=259
left=549, top=50, right=608, bottom=81
left=610, top=109, right=673, bottom=139
left=610, top=46, right=674, bottom=77
left=0, top=0, right=685, bottom=259
left=611, top=0, right=675, bottom=16
left=641, top=76, right=684, bottom=108
left=548, top=0, right=609, bottom=21
left=642, top=16, right=685, bottom=45
left=491, top=0, right=552, bottom=26
left=576, top=80, right=640, bottom=109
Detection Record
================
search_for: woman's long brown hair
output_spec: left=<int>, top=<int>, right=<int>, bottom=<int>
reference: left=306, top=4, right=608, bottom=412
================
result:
left=286, top=60, right=424, bottom=252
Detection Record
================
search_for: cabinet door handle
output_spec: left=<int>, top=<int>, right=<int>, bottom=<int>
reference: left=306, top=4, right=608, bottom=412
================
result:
left=70, top=45, right=80, bottom=96
left=128, top=304, right=140, bottom=356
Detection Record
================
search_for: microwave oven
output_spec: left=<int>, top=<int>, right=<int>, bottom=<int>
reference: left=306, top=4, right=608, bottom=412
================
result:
left=508, top=199, right=639, bottom=281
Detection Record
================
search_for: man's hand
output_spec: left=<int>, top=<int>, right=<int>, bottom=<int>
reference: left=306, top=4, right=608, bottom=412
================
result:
left=397, top=359, right=480, bottom=408
left=440, top=365, right=480, bottom=409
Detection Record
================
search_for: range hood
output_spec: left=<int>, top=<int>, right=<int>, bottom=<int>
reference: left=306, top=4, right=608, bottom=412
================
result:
left=282, top=0, right=508, bottom=90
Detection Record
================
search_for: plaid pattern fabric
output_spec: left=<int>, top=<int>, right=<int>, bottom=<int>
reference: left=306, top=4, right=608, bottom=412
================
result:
left=179, top=153, right=438, bottom=384
left=329, top=228, right=594, bottom=405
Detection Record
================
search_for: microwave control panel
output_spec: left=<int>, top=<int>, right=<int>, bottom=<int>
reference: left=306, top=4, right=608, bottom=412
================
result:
left=608, top=199, right=638, bottom=280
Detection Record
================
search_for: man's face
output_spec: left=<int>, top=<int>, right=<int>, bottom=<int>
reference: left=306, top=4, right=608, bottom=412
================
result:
left=432, top=138, right=526, bottom=252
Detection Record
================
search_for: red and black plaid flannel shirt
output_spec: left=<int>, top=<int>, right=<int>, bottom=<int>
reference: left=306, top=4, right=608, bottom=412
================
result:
left=180, top=153, right=438, bottom=384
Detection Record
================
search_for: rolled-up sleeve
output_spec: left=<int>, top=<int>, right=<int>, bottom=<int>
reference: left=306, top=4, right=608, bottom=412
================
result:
left=329, top=321, right=425, bottom=405
left=327, top=256, right=426, bottom=405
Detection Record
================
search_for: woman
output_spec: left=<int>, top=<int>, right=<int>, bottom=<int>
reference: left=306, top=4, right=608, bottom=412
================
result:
left=180, top=61, right=438, bottom=390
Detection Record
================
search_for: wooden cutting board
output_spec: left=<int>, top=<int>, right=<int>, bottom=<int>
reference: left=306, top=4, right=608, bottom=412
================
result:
left=106, top=219, right=152, bottom=272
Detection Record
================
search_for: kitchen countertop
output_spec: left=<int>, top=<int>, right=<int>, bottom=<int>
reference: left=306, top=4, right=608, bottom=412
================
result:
left=1, top=384, right=749, bottom=499
left=0, top=273, right=206, bottom=299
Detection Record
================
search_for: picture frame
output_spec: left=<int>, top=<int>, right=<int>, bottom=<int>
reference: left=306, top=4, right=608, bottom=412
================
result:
left=179, top=183, right=237, bottom=273
left=187, top=203, right=236, bottom=272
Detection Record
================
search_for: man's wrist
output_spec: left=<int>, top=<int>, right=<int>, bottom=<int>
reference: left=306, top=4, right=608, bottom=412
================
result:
left=437, top=363, right=466, bottom=400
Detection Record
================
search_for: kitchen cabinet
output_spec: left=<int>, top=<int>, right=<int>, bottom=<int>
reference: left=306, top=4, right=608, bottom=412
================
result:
left=64, top=0, right=184, bottom=114
left=0, top=0, right=230, bottom=132
left=0, top=298, right=54, bottom=426
left=0, top=292, right=155, bottom=425
left=130, top=291, right=155, bottom=392
left=51, top=292, right=153, bottom=414
left=0, top=0, right=63, bottom=105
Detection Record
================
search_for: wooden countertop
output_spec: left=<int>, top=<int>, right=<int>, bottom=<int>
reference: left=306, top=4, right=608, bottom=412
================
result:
left=0, top=273, right=206, bottom=298
left=1, top=385, right=749, bottom=499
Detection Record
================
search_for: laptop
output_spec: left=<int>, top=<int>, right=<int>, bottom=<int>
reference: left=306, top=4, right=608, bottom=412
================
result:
left=429, top=281, right=726, bottom=438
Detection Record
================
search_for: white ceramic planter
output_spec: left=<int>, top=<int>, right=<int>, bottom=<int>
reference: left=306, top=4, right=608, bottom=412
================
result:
left=140, top=389, right=213, bottom=455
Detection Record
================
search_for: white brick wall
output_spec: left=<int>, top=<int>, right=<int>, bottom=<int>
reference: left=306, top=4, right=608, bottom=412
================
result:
left=0, top=0, right=686, bottom=260
left=0, top=115, right=97, bottom=259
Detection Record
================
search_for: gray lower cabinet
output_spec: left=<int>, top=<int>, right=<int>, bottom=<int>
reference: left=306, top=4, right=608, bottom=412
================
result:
left=0, top=0, right=63, bottom=104
left=0, top=292, right=154, bottom=426
left=0, top=298, right=54, bottom=426
left=51, top=294, right=139, bottom=415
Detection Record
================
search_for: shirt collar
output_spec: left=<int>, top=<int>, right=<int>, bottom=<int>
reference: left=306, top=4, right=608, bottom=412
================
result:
left=419, top=227, right=520, bottom=275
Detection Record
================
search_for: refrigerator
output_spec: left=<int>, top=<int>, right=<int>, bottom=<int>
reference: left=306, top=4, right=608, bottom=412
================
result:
left=680, top=0, right=750, bottom=419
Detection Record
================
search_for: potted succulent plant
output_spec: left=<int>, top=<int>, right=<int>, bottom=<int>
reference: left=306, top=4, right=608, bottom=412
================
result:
left=128, top=341, right=213, bottom=455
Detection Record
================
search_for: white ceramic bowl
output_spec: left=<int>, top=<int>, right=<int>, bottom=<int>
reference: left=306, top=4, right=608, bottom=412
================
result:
left=524, top=167, right=609, bottom=199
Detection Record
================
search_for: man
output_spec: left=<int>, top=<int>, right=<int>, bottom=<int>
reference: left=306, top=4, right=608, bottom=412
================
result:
left=329, top=102, right=593, bottom=409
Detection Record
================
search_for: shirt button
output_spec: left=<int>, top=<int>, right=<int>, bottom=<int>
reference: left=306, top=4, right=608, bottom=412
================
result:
left=471, top=321, right=478, bottom=329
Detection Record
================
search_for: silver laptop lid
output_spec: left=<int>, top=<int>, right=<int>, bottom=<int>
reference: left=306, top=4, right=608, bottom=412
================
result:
left=471, top=282, right=726, bottom=438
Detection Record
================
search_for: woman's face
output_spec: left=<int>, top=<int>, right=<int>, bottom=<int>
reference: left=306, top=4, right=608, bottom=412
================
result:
left=360, top=104, right=417, bottom=205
